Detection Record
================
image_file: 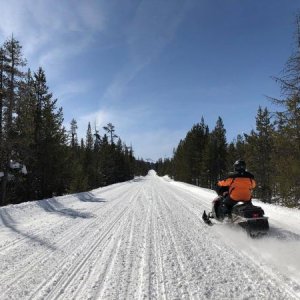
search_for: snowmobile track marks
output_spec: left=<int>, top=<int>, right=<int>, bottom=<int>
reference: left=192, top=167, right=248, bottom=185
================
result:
left=5, top=186, right=136, bottom=300
left=41, top=188, right=141, bottom=300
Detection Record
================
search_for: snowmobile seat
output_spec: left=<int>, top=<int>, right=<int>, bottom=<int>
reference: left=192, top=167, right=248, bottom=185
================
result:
left=232, top=203, right=265, bottom=218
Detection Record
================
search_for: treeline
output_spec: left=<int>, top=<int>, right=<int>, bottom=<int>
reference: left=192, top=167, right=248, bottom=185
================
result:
left=0, top=37, right=150, bottom=206
left=156, top=105, right=299, bottom=208
left=156, top=18, right=300, bottom=208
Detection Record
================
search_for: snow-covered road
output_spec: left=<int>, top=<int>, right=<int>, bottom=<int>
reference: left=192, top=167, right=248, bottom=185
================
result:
left=0, top=171, right=300, bottom=299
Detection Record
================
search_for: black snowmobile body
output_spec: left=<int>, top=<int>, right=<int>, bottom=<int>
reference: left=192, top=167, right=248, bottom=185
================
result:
left=202, top=197, right=269, bottom=237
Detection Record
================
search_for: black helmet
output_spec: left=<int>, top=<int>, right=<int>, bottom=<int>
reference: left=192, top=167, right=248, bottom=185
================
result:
left=234, top=160, right=246, bottom=172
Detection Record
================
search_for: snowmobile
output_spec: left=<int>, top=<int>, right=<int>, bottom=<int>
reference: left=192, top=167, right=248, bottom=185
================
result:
left=202, top=195, right=269, bottom=238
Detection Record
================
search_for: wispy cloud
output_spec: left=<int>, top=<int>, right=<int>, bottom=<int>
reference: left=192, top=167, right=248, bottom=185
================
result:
left=76, top=104, right=152, bottom=136
left=0, top=0, right=105, bottom=77
left=102, top=0, right=191, bottom=103
left=73, top=104, right=183, bottom=160
left=127, top=0, right=188, bottom=65
left=55, top=79, right=93, bottom=103
left=77, top=109, right=112, bottom=135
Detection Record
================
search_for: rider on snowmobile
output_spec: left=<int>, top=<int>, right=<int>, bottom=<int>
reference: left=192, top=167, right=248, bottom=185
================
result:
left=216, top=160, right=256, bottom=218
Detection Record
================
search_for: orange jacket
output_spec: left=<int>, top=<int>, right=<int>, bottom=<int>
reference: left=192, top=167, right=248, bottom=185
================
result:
left=217, top=171, right=256, bottom=201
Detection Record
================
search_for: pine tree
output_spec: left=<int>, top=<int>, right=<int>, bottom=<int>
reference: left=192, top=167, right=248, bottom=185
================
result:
left=245, top=107, right=275, bottom=202
left=206, top=117, right=227, bottom=187
left=173, top=139, right=190, bottom=182
left=270, top=15, right=300, bottom=206
left=0, top=46, right=6, bottom=147
left=0, top=47, right=6, bottom=179
left=171, top=117, right=210, bottom=186
left=198, top=117, right=210, bottom=187
left=0, top=37, right=26, bottom=205
left=30, top=67, right=67, bottom=199
left=67, top=119, right=88, bottom=193
left=226, top=142, right=237, bottom=170
left=185, top=122, right=207, bottom=185
left=99, top=133, right=115, bottom=185
left=273, top=15, right=300, bottom=97
left=226, top=135, right=246, bottom=173
left=272, top=96, right=300, bottom=206
left=13, top=69, right=36, bottom=202
left=84, top=122, right=95, bottom=188
left=69, top=118, right=78, bottom=148
left=80, top=138, right=85, bottom=149
left=103, top=123, right=118, bottom=144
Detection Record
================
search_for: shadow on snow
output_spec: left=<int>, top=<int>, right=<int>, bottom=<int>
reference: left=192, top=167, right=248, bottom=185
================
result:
left=0, top=208, right=57, bottom=251
left=75, top=192, right=106, bottom=203
left=37, top=198, right=96, bottom=219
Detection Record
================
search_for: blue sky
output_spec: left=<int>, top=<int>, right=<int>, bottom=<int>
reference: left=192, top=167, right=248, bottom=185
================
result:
left=0, top=0, right=299, bottom=160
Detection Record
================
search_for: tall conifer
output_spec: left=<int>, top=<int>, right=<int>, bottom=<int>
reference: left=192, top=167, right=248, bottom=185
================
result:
left=0, top=37, right=25, bottom=204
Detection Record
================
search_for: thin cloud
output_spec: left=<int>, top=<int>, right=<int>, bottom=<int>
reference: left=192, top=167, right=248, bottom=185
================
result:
left=0, top=0, right=105, bottom=77
left=102, top=0, right=191, bottom=103
left=102, top=63, right=145, bottom=102
left=76, top=105, right=152, bottom=135
left=73, top=109, right=111, bottom=142
left=55, top=79, right=93, bottom=103
left=74, top=105, right=182, bottom=160
left=127, top=0, right=188, bottom=65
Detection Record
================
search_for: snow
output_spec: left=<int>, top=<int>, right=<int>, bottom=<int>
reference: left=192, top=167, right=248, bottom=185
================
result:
left=0, top=160, right=28, bottom=180
left=0, top=172, right=300, bottom=299
left=9, top=160, right=22, bottom=169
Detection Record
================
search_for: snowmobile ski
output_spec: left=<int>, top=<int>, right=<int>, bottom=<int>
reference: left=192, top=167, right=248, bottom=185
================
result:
left=202, top=210, right=213, bottom=226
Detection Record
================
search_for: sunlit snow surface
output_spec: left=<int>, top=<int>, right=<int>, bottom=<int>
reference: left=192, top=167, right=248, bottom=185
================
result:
left=0, top=170, right=299, bottom=299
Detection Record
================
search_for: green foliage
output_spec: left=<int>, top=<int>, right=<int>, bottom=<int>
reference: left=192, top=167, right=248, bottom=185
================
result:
left=271, top=95, right=300, bottom=206
left=0, top=37, right=141, bottom=206
left=244, top=107, right=275, bottom=203
left=158, top=117, right=227, bottom=189
left=205, top=117, right=227, bottom=187
left=135, top=159, right=154, bottom=176
left=0, top=36, right=26, bottom=205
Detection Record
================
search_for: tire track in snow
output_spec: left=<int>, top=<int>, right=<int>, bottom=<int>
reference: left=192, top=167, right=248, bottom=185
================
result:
left=32, top=186, right=141, bottom=300
left=111, top=199, right=138, bottom=299
left=74, top=187, right=143, bottom=300
left=154, top=185, right=192, bottom=299
left=152, top=192, right=167, bottom=300
left=0, top=174, right=298, bottom=300
left=0, top=181, right=131, bottom=255
left=81, top=185, right=150, bottom=300
left=1, top=184, right=137, bottom=300
left=121, top=187, right=152, bottom=300
left=131, top=187, right=152, bottom=300
left=43, top=205, right=130, bottom=299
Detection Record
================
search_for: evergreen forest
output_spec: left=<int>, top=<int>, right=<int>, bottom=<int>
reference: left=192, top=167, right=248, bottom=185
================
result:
left=1, top=15, right=300, bottom=209
left=0, top=37, right=151, bottom=206
left=156, top=19, right=300, bottom=208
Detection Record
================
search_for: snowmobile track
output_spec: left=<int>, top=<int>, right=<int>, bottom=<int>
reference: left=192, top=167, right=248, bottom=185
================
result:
left=0, top=173, right=299, bottom=299
left=32, top=187, right=141, bottom=300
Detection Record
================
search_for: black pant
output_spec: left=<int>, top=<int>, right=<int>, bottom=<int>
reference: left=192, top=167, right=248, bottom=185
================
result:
left=215, top=196, right=232, bottom=218
left=223, top=196, right=252, bottom=215
left=223, top=196, right=237, bottom=212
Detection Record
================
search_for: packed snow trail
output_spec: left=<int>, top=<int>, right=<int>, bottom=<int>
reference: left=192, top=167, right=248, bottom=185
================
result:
left=0, top=171, right=300, bottom=299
